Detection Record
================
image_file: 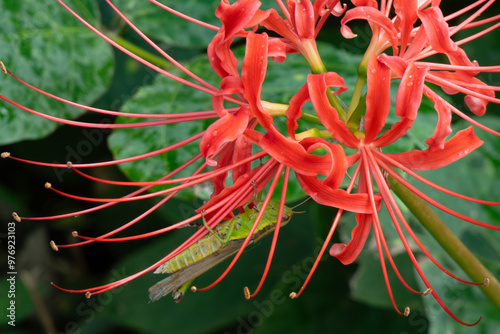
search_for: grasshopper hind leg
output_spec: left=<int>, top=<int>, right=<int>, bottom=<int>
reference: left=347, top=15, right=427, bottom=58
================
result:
left=172, top=279, right=195, bottom=303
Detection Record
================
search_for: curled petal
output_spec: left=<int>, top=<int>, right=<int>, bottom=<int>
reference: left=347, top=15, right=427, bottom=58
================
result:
left=424, top=94, right=452, bottom=150
left=215, top=0, right=262, bottom=38
left=231, top=135, right=254, bottom=182
left=418, top=7, right=468, bottom=64
left=242, top=32, right=273, bottom=129
left=212, top=76, right=244, bottom=117
left=364, top=54, right=391, bottom=144
left=200, top=106, right=249, bottom=166
left=388, top=127, right=483, bottom=171
left=267, top=37, right=288, bottom=63
left=209, top=0, right=267, bottom=78
left=261, top=10, right=301, bottom=46
left=351, top=0, right=377, bottom=8
left=253, top=127, right=336, bottom=176
left=307, top=73, right=357, bottom=147
left=293, top=0, right=315, bottom=39
left=393, top=0, right=418, bottom=55
left=296, top=174, right=377, bottom=214
left=300, top=137, right=347, bottom=189
left=330, top=213, right=372, bottom=264
left=286, top=83, right=310, bottom=139
left=313, top=0, right=345, bottom=18
left=428, top=71, right=495, bottom=116
left=373, top=61, right=427, bottom=147
left=208, top=33, right=238, bottom=78
left=341, top=7, right=399, bottom=54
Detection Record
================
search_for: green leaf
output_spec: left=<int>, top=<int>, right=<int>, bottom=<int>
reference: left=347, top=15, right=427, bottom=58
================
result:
left=0, top=0, right=113, bottom=144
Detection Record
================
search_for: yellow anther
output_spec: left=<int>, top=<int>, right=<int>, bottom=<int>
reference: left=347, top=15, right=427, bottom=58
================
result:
left=85, top=292, right=92, bottom=299
left=72, top=231, right=79, bottom=237
left=289, top=292, right=297, bottom=299
left=404, top=306, right=410, bottom=317
left=50, top=241, right=59, bottom=251
left=190, top=286, right=197, bottom=292
left=0, top=61, right=6, bottom=75
left=423, top=288, right=432, bottom=296
left=12, top=212, right=21, bottom=222
left=484, top=278, right=490, bottom=287
left=45, top=182, right=52, bottom=189
left=1, top=152, right=10, bottom=158
left=243, top=287, right=251, bottom=300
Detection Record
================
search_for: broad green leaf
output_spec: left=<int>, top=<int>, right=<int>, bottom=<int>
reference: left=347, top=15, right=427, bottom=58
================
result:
left=0, top=0, right=113, bottom=144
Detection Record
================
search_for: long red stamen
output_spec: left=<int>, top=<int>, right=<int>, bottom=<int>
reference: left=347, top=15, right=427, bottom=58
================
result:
left=55, top=157, right=207, bottom=248
left=0, top=94, right=216, bottom=128
left=374, top=151, right=500, bottom=206
left=371, top=155, right=486, bottom=286
left=245, top=165, right=289, bottom=299
left=2, top=132, right=204, bottom=169
left=193, top=159, right=280, bottom=292
left=359, top=149, right=409, bottom=316
left=15, top=153, right=203, bottom=223
left=3, top=69, right=222, bottom=119
left=69, top=151, right=267, bottom=187
left=424, top=88, right=500, bottom=137
left=148, top=0, right=220, bottom=31
left=106, top=0, right=218, bottom=92
left=290, top=161, right=363, bottom=299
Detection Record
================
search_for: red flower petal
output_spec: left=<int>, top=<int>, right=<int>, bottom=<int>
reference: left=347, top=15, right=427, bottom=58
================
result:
left=293, top=0, right=315, bottom=40
left=373, top=61, right=427, bottom=147
left=423, top=90, right=452, bottom=150
left=300, top=137, right=347, bottom=189
left=393, top=0, right=418, bottom=55
left=286, top=83, right=310, bottom=139
left=330, top=213, right=372, bottom=264
left=364, top=54, right=391, bottom=144
left=242, top=32, right=273, bottom=129
left=388, top=126, right=483, bottom=171
left=341, top=6, right=398, bottom=54
left=200, top=106, right=249, bottom=166
left=296, top=174, right=377, bottom=214
left=307, top=73, right=357, bottom=148
left=256, top=127, right=338, bottom=177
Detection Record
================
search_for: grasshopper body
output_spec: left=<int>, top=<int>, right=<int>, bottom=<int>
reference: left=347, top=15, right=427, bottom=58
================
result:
left=149, top=200, right=293, bottom=302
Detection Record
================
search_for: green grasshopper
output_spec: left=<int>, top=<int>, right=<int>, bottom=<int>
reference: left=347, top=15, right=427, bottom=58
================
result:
left=148, top=199, right=293, bottom=302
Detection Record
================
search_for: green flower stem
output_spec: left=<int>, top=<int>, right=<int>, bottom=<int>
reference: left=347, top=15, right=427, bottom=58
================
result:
left=300, top=112, right=323, bottom=126
left=347, top=75, right=366, bottom=119
left=107, top=33, right=173, bottom=70
left=388, top=175, right=500, bottom=311
left=301, top=39, right=347, bottom=121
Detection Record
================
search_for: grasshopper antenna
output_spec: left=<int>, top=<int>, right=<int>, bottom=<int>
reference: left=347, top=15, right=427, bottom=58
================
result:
left=291, top=197, right=312, bottom=213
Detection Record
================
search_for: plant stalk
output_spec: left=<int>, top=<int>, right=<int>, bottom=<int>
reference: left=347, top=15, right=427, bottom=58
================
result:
left=388, top=175, right=500, bottom=311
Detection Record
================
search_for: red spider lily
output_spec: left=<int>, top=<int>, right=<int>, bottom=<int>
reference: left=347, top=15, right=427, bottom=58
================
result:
left=275, top=0, right=500, bottom=325
left=283, top=53, right=500, bottom=325
left=0, top=0, right=372, bottom=302
left=0, top=0, right=499, bottom=326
